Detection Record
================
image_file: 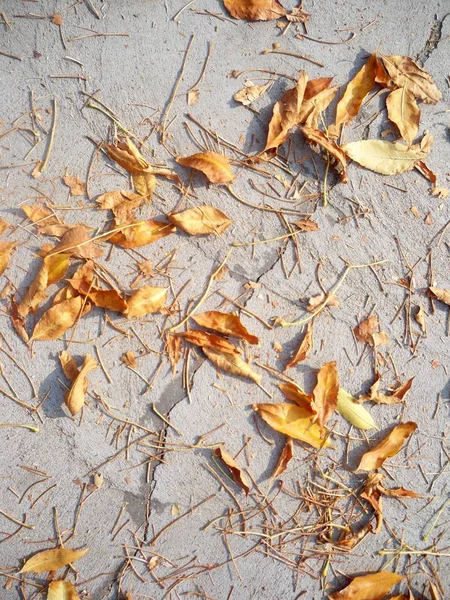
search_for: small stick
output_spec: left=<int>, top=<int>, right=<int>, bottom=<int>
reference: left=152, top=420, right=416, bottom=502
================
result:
left=95, top=345, right=112, bottom=383
left=0, top=50, right=22, bottom=60
left=187, top=39, right=213, bottom=94
left=0, top=423, right=39, bottom=432
left=262, top=49, right=324, bottom=67
left=0, top=509, right=34, bottom=529
left=216, top=291, right=273, bottom=329
left=151, top=404, right=183, bottom=436
left=38, top=98, right=57, bottom=173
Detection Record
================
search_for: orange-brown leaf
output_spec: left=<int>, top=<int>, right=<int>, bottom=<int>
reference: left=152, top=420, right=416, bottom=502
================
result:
left=329, top=571, right=404, bottom=600
left=379, top=54, right=442, bottom=104
left=357, top=422, right=417, bottom=471
left=108, top=220, right=176, bottom=248
left=176, top=330, right=240, bottom=355
left=192, top=311, right=258, bottom=344
left=279, top=382, right=313, bottom=409
left=0, top=241, right=17, bottom=277
left=63, top=174, right=85, bottom=196
left=31, top=296, right=87, bottom=341
left=203, top=346, right=261, bottom=383
left=223, top=0, right=286, bottom=21
left=311, top=361, right=339, bottom=428
left=301, top=127, right=348, bottom=182
left=166, top=335, right=182, bottom=375
left=285, top=321, right=313, bottom=370
left=65, top=354, right=97, bottom=416
left=386, top=87, right=420, bottom=146
left=125, top=285, right=167, bottom=317
left=0, top=217, right=10, bottom=235
left=271, top=438, right=294, bottom=478
left=168, top=206, right=232, bottom=235
left=334, top=54, right=378, bottom=129
left=96, top=190, right=144, bottom=224
left=18, top=254, right=69, bottom=316
left=176, top=152, right=233, bottom=184
left=213, top=447, right=250, bottom=494
left=48, top=226, right=102, bottom=259
left=429, top=286, right=450, bottom=306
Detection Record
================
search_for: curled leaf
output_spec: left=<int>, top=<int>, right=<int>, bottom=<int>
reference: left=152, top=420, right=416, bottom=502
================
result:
left=19, top=254, right=70, bottom=316
left=279, top=382, right=313, bottom=409
left=311, top=361, right=339, bottom=428
left=65, top=355, right=97, bottom=416
left=336, top=389, right=377, bottom=430
left=108, top=220, right=176, bottom=248
left=203, top=346, right=261, bottom=384
left=285, top=321, right=313, bottom=370
left=168, top=206, right=232, bottom=235
left=429, top=286, right=450, bottom=307
left=63, top=174, right=85, bottom=196
left=192, top=311, right=259, bottom=344
left=176, top=152, right=233, bottom=183
left=176, top=330, right=240, bottom=355
left=223, top=0, right=286, bottom=21
left=96, top=190, right=144, bottom=224
left=213, top=447, right=250, bottom=494
left=343, top=139, right=427, bottom=175
left=271, top=438, right=294, bottom=478
left=334, top=54, right=378, bottom=129
left=329, top=571, right=403, bottom=600
left=357, top=422, right=417, bottom=471
left=31, top=296, right=87, bottom=341
left=361, top=373, right=414, bottom=405
left=301, top=127, right=348, bottom=182
left=166, top=335, right=182, bottom=375
left=125, top=285, right=167, bottom=317
left=20, top=547, right=89, bottom=573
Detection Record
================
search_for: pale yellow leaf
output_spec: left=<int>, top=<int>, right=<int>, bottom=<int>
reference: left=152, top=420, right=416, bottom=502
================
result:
left=20, top=547, right=89, bottom=573
left=47, top=580, right=80, bottom=600
left=343, top=139, right=427, bottom=175
left=336, top=389, right=377, bottom=430
left=168, top=206, right=232, bottom=235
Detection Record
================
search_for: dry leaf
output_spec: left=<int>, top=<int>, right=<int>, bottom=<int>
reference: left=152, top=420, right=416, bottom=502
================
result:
left=253, top=403, right=330, bottom=449
left=122, top=351, right=137, bottom=368
left=20, top=547, right=89, bottom=573
left=59, top=350, right=81, bottom=383
left=311, top=361, right=339, bottom=428
left=213, top=447, right=250, bottom=494
left=10, top=298, right=29, bottom=343
left=343, top=139, right=427, bottom=175
left=379, top=54, right=442, bottom=104
left=52, top=13, right=63, bottom=25
left=176, top=152, right=234, bottom=184
left=234, top=80, right=270, bottom=106
left=329, top=572, right=403, bottom=600
left=63, top=174, right=85, bottom=196
left=334, top=54, right=378, bottom=129
left=187, top=89, right=200, bottom=106
left=96, top=190, right=144, bottom=224
left=168, top=206, right=232, bottom=235
left=125, top=285, right=167, bottom=317
left=301, top=86, right=338, bottom=129
left=203, top=346, right=261, bottom=383
left=293, top=218, right=319, bottom=232
left=166, top=335, right=182, bottom=375
left=431, top=185, right=449, bottom=199
left=105, top=137, right=156, bottom=198
left=357, top=422, right=417, bottom=471
left=354, top=315, right=379, bottom=344
left=301, top=127, right=348, bottom=182
left=19, top=254, right=70, bottom=317
left=265, top=71, right=308, bottom=151
left=47, top=580, right=80, bottom=600
left=429, top=286, right=450, bottom=306
left=285, top=321, right=313, bottom=370
left=49, top=226, right=102, bottom=259
left=337, top=389, right=377, bottom=430
left=108, top=220, right=176, bottom=248
left=223, top=0, right=286, bottom=21
left=192, top=311, right=259, bottom=344
left=31, top=296, right=87, bottom=341
left=176, top=330, right=240, bottom=355
left=307, top=292, right=339, bottom=312
left=279, top=381, right=313, bottom=409
left=0, top=217, right=10, bottom=235
left=362, top=373, right=414, bottom=405
left=0, top=241, right=17, bottom=277
left=271, top=438, right=294, bottom=478
left=414, top=306, right=426, bottom=332
left=65, top=355, right=97, bottom=416
left=386, top=87, right=420, bottom=146
left=69, top=276, right=128, bottom=313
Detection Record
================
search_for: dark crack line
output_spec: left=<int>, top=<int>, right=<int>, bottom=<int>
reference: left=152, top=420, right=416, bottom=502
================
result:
left=416, top=13, right=449, bottom=66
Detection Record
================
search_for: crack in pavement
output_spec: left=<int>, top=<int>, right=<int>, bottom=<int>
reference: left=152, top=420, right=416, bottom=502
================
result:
left=416, top=13, right=449, bottom=66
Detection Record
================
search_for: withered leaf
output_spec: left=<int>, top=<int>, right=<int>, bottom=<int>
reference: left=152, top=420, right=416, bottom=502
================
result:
left=31, top=296, right=87, bottom=341
left=96, top=190, right=144, bottom=224
left=285, top=321, right=313, bottom=370
left=65, top=354, right=97, bottom=416
left=343, top=138, right=428, bottom=175
left=253, top=403, right=329, bottom=449
left=234, top=80, right=270, bottom=106
left=47, top=580, right=80, bottom=600
left=63, top=174, right=85, bottom=196
left=354, top=315, right=378, bottom=344
left=20, top=547, right=89, bottom=573
left=125, top=285, right=167, bottom=317
left=69, top=275, right=128, bottom=313
left=414, top=306, right=426, bottom=332
left=223, top=0, right=286, bottom=21
left=334, top=54, right=378, bottom=129
left=49, top=226, right=103, bottom=259
left=429, top=286, right=450, bottom=306
left=10, top=298, right=29, bottom=344
left=293, top=218, right=319, bottom=232
left=108, top=220, right=176, bottom=248
left=301, top=86, right=338, bottom=129
left=213, top=447, right=250, bottom=494
left=279, top=382, right=313, bottom=409
left=166, top=335, right=182, bottom=375
left=311, top=361, right=339, bottom=429
left=59, top=350, right=81, bottom=383
left=19, top=254, right=70, bottom=317
left=307, top=292, right=339, bottom=312
left=105, top=137, right=156, bottom=199
left=203, top=346, right=261, bottom=383
left=168, top=206, right=232, bottom=236
left=176, top=330, right=240, bottom=355
left=122, top=351, right=137, bottom=368
left=176, top=152, right=234, bottom=184
left=0, top=217, right=10, bottom=235
left=386, top=87, right=420, bottom=146
left=379, top=54, right=442, bottom=104
left=357, top=422, right=417, bottom=471
left=337, top=389, right=377, bottom=430
left=301, top=127, right=348, bottom=182
left=265, top=71, right=308, bottom=151
left=271, top=438, right=294, bottom=478
left=329, top=571, right=404, bottom=600
left=0, top=241, right=17, bottom=277
left=192, top=311, right=259, bottom=344
left=361, top=374, right=414, bottom=405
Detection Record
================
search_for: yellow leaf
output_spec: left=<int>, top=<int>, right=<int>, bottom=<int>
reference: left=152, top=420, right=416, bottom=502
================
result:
left=213, top=447, right=250, bottom=494
left=329, top=571, right=404, bottom=600
left=59, top=350, right=81, bottom=383
left=131, top=171, right=156, bottom=198
left=253, top=403, right=329, bottom=449
left=63, top=174, right=85, bottom=196
left=379, top=54, right=442, bottom=104
left=334, top=54, right=378, bottom=128
left=285, top=321, right=313, bottom=369
left=279, top=382, right=313, bottom=409
left=192, top=311, right=259, bottom=344
left=357, top=422, right=417, bottom=471
left=65, top=355, right=97, bottom=416
left=301, top=86, right=338, bottom=129
left=223, top=0, right=286, bottom=21
left=203, top=346, right=261, bottom=384
left=125, top=285, right=167, bottom=317
left=168, top=206, right=232, bottom=235
left=311, top=361, right=339, bottom=428
left=176, top=152, right=234, bottom=184
left=20, top=547, right=89, bottom=573
left=176, top=330, right=240, bottom=355
left=69, top=274, right=128, bottom=313
left=336, top=389, right=377, bottom=430
left=386, top=87, right=420, bottom=146
left=47, top=580, right=80, bottom=600
left=0, top=241, right=17, bottom=277
left=31, top=296, right=86, bottom=341
left=19, top=254, right=70, bottom=316
left=343, top=139, right=427, bottom=175
left=108, top=220, right=176, bottom=248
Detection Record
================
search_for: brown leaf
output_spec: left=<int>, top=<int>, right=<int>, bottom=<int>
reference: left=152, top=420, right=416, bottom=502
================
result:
left=166, top=335, right=182, bottom=375
left=253, top=403, right=329, bottom=448
left=292, top=218, right=319, bottom=232
left=354, top=315, right=379, bottom=344
left=65, top=354, right=97, bottom=416
left=414, top=306, right=426, bottom=332
left=301, top=86, right=338, bottom=129
left=125, top=285, right=167, bottom=317
left=20, top=547, right=89, bottom=573
left=334, top=521, right=374, bottom=550
left=176, top=152, right=234, bottom=184
left=386, top=87, right=420, bottom=146
left=105, top=137, right=156, bottom=199
left=168, top=206, right=232, bottom=235
left=69, top=275, right=128, bottom=313
left=311, top=361, right=339, bottom=428
left=265, top=71, right=308, bottom=151
left=10, top=297, right=29, bottom=343
left=0, top=241, right=17, bottom=277
left=31, top=296, right=87, bottom=341
left=271, top=438, right=294, bottom=478
left=429, top=286, right=450, bottom=306
left=301, top=127, right=348, bottom=182
left=187, top=90, right=200, bottom=106
left=0, top=217, right=10, bottom=235
left=176, top=330, right=240, bottom=355
left=329, top=571, right=404, bottom=600
left=334, top=54, right=378, bottom=129
left=357, top=422, right=417, bottom=471
left=379, top=55, right=442, bottom=104
left=285, top=321, right=313, bottom=370
left=234, top=80, right=270, bottom=106
left=361, top=373, right=414, bottom=405
left=63, top=174, right=85, bottom=196
left=223, top=0, right=286, bottom=21
left=279, top=382, right=313, bottom=409
left=18, top=254, right=70, bottom=317
left=59, top=350, right=81, bottom=383
left=52, top=13, right=63, bottom=25
left=96, top=190, right=144, bottom=224
left=49, top=226, right=102, bottom=259
left=108, top=220, right=176, bottom=248
left=213, top=447, right=250, bottom=494
left=192, top=311, right=259, bottom=344
left=48, top=580, right=80, bottom=600
left=122, top=351, right=137, bottom=368
left=307, top=292, right=339, bottom=312
left=203, top=346, right=261, bottom=384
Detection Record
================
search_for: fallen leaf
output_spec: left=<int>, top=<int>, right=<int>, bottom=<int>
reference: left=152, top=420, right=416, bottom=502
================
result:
left=429, top=286, right=450, bottom=306
left=176, top=330, right=240, bottom=354
left=166, top=335, right=182, bottom=375
left=293, top=218, right=319, bottom=232
left=414, top=306, right=426, bottom=332
left=378, top=54, right=442, bottom=104
left=285, top=321, right=313, bottom=370
left=122, top=351, right=137, bottom=368
left=357, top=422, right=417, bottom=471
left=176, top=152, right=234, bottom=184
left=187, top=89, right=200, bottom=106
left=307, top=292, right=339, bottom=312
left=431, top=185, right=449, bottom=199
left=386, top=87, right=420, bottom=147
left=105, top=137, right=156, bottom=199
left=10, top=298, right=29, bottom=343
left=20, top=547, right=89, bottom=573
left=65, top=355, right=97, bottom=416
left=371, top=331, right=390, bottom=347
left=361, top=374, right=414, bottom=405
left=125, top=285, right=167, bottom=317
left=234, top=80, right=270, bottom=106
left=0, top=217, right=10, bottom=235
left=96, top=190, right=144, bottom=224
left=63, top=174, right=85, bottom=196
left=279, top=381, right=313, bottom=409
left=337, top=389, right=377, bottom=430
left=31, top=296, right=87, bottom=341
left=0, top=241, right=17, bottom=277
left=301, top=127, right=348, bottom=182
left=192, top=311, right=259, bottom=344
left=253, top=403, right=329, bottom=449
left=329, top=571, right=404, bottom=600
left=108, top=220, right=176, bottom=248
left=47, top=580, right=80, bottom=600
left=18, top=254, right=70, bottom=316
left=59, top=350, right=81, bottom=383
left=343, top=139, right=427, bottom=175
left=49, top=226, right=102, bottom=259
left=52, top=13, right=63, bottom=25
left=311, top=361, right=339, bottom=428
left=69, top=276, right=128, bottom=313
left=203, top=346, right=261, bottom=383
left=354, top=315, right=379, bottom=344
left=271, top=438, right=294, bottom=478
left=301, top=86, right=338, bottom=129
left=168, top=206, right=232, bottom=235
left=223, top=0, right=286, bottom=21
left=213, top=447, right=250, bottom=494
